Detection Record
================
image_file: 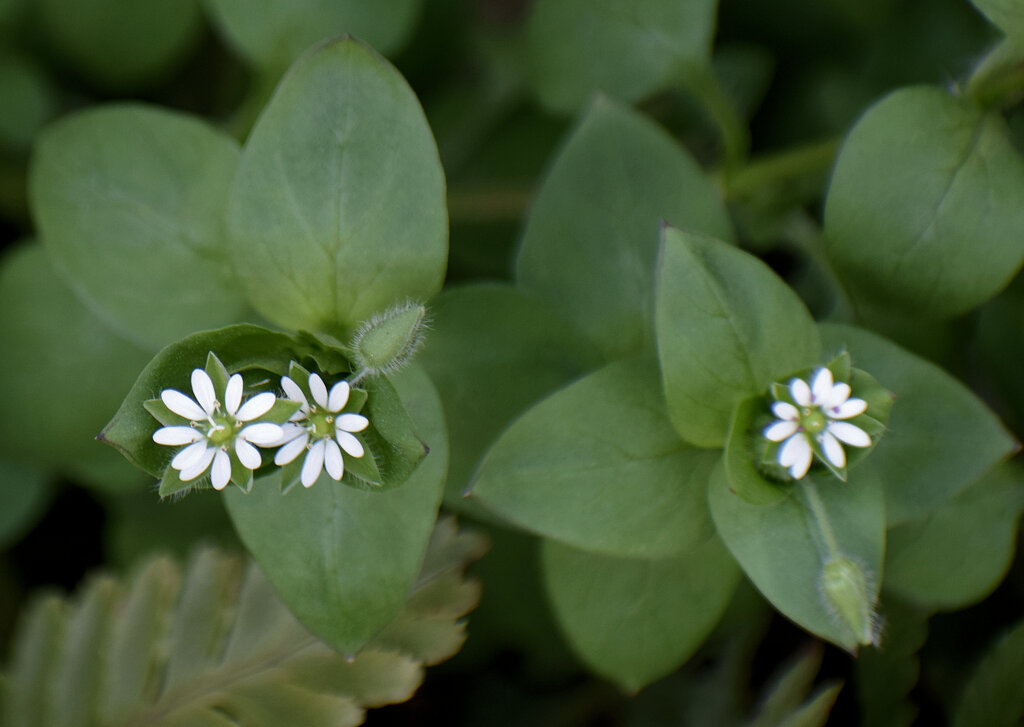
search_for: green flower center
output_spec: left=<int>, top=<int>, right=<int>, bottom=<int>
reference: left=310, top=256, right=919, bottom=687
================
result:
left=206, top=415, right=238, bottom=446
left=309, top=409, right=335, bottom=438
left=800, top=408, right=827, bottom=435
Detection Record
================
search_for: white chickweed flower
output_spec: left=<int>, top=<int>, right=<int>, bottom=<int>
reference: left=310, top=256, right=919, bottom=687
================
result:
left=274, top=372, right=370, bottom=488
left=152, top=369, right=283, bottom=490
left=763, top=367, right=871, bottom=480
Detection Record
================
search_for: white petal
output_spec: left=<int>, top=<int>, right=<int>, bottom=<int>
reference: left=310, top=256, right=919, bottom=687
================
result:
left=309, top=374, right=329, bottom=409
left=327, top=380, right=350, bottom=412
left=275, top=432, right=309, bottom=465
left=179, top=446, right=216, bottom=481
left=161, top=389, right=207, bottom=421
left=153, top=426, right=203, bottom=446
left=324, top=439, right=344, bottom=480
left=276, top=422, right=306, bottom=445
left=789, top=451, right=813, bottom=480
left=790, top=378, right=812, bottom=407
left=819, top=431, right=846, bottom=468
left=764, top=420, right=799, bottom=442
left=335, top=431, right=364, bottom=458
left=779, top=433, right=811, bottom=470
left=225, top=374, right=243, bottom=416
left=235, top=438, right=261, bottom=469
left=236, top=392, right=276, bottom=421
left=821, top=382, right=851, bottom=410
left=301, top=440, right=326, bottom=487
left=281, top=376, right=308, bottom=407
left=191, top=369, right=218, bottom=416
left=811, top=368, right=833, bottom=404
left=827, top=421, right=871, bottom=448
left=172, top=440, right=209, bottom=470
left=830, top=397, right=867, bottom=420
left=336, top=413, right=369, bottom=433
left=211, top=449, right=232, bottom=490
left=772, top=402, right=799, bottom=421
left=240, top=422, right=284, bottom=447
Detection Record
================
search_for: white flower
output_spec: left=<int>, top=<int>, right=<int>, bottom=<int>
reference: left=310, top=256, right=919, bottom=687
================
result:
left=763, top=367, right=871, bottom=480
left=274, top=372, right=370, bottom=488
left=152, top=369, right=283, bottom=490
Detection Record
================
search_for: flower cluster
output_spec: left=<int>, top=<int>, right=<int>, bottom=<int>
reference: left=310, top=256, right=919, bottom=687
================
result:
left=151, top=364, right=369, bottom=492
left=763, top=367, right=872, bottom=480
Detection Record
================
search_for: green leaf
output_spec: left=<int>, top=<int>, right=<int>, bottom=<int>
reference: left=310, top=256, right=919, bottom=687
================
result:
left=723, top=397, right=787, bottom=506
left=101, top=324, right=319, bottom=479
left=656, top=226, right=821, bottom=448
left=953, top=616, right=1024, bottom=727
left=748, top=644, right=830, bottom=727
left=516, top=96, right=733, bottom=361
left=543, top=534, right=739, bottom=692
left=36, top=0, right=202, bottom=89
left=0, top=52, right=56, bottom=153
left=883, top=464, right=1024, bottom=610
left=708, top=461, right=885, bottom=651
left=471, top=359, right=717, bottom=558
left=29, top=104, right=247, bottom=350
left=823, top=86, right=1024, bottom=317
left=226, top=37, right=447, bottom=334
left=0, top=460, right=52, bottom=550
left=0, top=244, right=151, bottom=472
left=855, top=598, right=928, bottom=727
left=417, top=283, right=600, bottom=512
left=525, top=0, right=717, bottom=114
left=224, top=364, right=447, bottom=654
left=1, top=518, right=484, bottom=726
left=971, top=0, right=1024, bottom=39
left=774, top=685, right=843, bottom=727
left=206, top=0, right=423, bottom=72
left=819, top=323, right=1017, bottom=525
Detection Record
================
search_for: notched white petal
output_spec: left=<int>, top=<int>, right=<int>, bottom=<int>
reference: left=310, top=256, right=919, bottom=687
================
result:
left=225, top=374, right=243, bottom=416
left=281, top=376, right=308, bottom=409
left=153, top=426, right=203, bottom=446
left=191, top=369, right=218, bottom=416
left=828, top=421, right=871, bottom=448
left=772, top=402, right=799, bottom=421
left=324, top=439, right=344, bottom=480
left=328, top=381, right=350, bottom=412
left=211, top=449, right=232, bottom=490
left=819, top=431, right=846, bottom=468
left=790, top=450, right=813, bottom=479
left=779, top=433, right=811, bottom=468
left=811, top=368, right=834, bottom=403
left=240, top=422, right=284, bottom=447
left=235, top=438, right=261, bottom=469
left=831, top=397, right=867, bottom=419
left=764, top=420, right=799, bottom=442
left=822, top=382, right=851, bottom=410
left=161, top=389, right=207, bottom=421
left=171, top=440, right=209, bottom=470
left=275, top=433, right=309, bottom=466
left=335, top=431, right=365, bottom=458
left=309, top=374, right=329, bottom=409
left=790, top=378, right=812, bottom=407
left=236, top=392, right=276, bottom=421
left=301, top=439, right=326, bottom=487
left=179, top=447, right=216, bottom=481
left=336, top=413, right=369, bottom=433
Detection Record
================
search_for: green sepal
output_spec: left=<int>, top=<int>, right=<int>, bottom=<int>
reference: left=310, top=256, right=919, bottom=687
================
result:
left=159, top=464, right=199, bottom=498
left=204, top=352, right=230, bottom=397
left=229, top=456, right=254, bottom=493
left=143, top=399, right=181, bottom=428
left=342, top=438, right=384, bottom=487
left=358, top=375, right=428, bottom=491
left=292, top=330, right=354, bottom=375
left=724, top=396, right=789, bottom=505
left=261, top=397, right=302, bottom=425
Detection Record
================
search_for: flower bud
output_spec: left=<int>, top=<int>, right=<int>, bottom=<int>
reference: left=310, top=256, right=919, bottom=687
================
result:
left=820, top=557, right=879, bottom=648
left=350, top=302, right=427, bottom=376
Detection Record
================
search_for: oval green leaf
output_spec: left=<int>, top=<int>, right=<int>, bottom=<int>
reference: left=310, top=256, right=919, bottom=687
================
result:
left=820, top=323, right=1017, bottom=525
left=656, top=226, right=821, bottom=448
left=516, top=96, right=733, bottom=361
left=824, top=86, right=1024, bottom=317
left=224, top=364, right=447, bottom=655
left=29, top=103, right=247, bottom=350
left=470, top=358, right=717, bottom=558
left=542, top=535, right=740, bottom=692
left=226, top=37, right=447, bottom=335
left=0, top=460, right=52, bottom=549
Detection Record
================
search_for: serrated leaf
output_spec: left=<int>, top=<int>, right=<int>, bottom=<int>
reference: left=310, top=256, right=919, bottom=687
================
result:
left=30, top=104, right=247, bottom=349
left=471, top=358, right=717, bottom=558
left=953, top=616, right=1024, bottom=727
left=884, top=464, right=1024, bottom=610
left=226, top=37, right=447, bottom=334
left=823, top=86, right=1024, bottom=317
left=516, top=95, right=733, bottom=361
left=224, top=364, right=447, bottom=654
left=542, top=534, right=740, bottom=692
left=656, top=226, right=821, bottom=448
left=206, top=0, right=423, bottom=72
left=709, top=461, right=885, bottom=652
left=525, top=0, right=717, bottom=114
left=819, top=323, right=1017, bottom=525
left=1, top=516, right=483, bottom=727
left=417, top=283, right=600, bottom=513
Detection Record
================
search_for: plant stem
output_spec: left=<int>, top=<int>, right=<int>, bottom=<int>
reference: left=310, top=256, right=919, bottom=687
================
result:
left=725, top=137, right=841, bottom=200
left=799, top=479, right=841, bottom=561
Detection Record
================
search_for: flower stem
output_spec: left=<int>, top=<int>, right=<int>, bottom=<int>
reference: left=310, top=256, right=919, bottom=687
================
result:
left=798, top=479, right=841, bottom=560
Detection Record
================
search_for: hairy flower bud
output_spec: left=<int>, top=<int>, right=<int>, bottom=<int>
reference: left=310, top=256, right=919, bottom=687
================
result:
left=820, top=556, right=879, bottom=649
left=350, top=302, right=428, bottom=376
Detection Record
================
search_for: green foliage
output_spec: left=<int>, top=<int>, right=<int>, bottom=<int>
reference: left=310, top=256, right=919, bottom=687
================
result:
left=855, top=599, right=928, bottom=727
left=0, top=459, right=51, bottom=550
left=747, top=645, right=841, bottom=727
left=971, top=0, right=1024, bottom=39
left=0, top=517, right=485, bottom=727
left=953, top=615, right=1024, bottom=727
left=225, top=37, right=447, bottom=335
left=824, top=86, right=1024, bottom=318
left=516, top=96, right=733, bottom=361
left=29, top=104, right=247, bottom=350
